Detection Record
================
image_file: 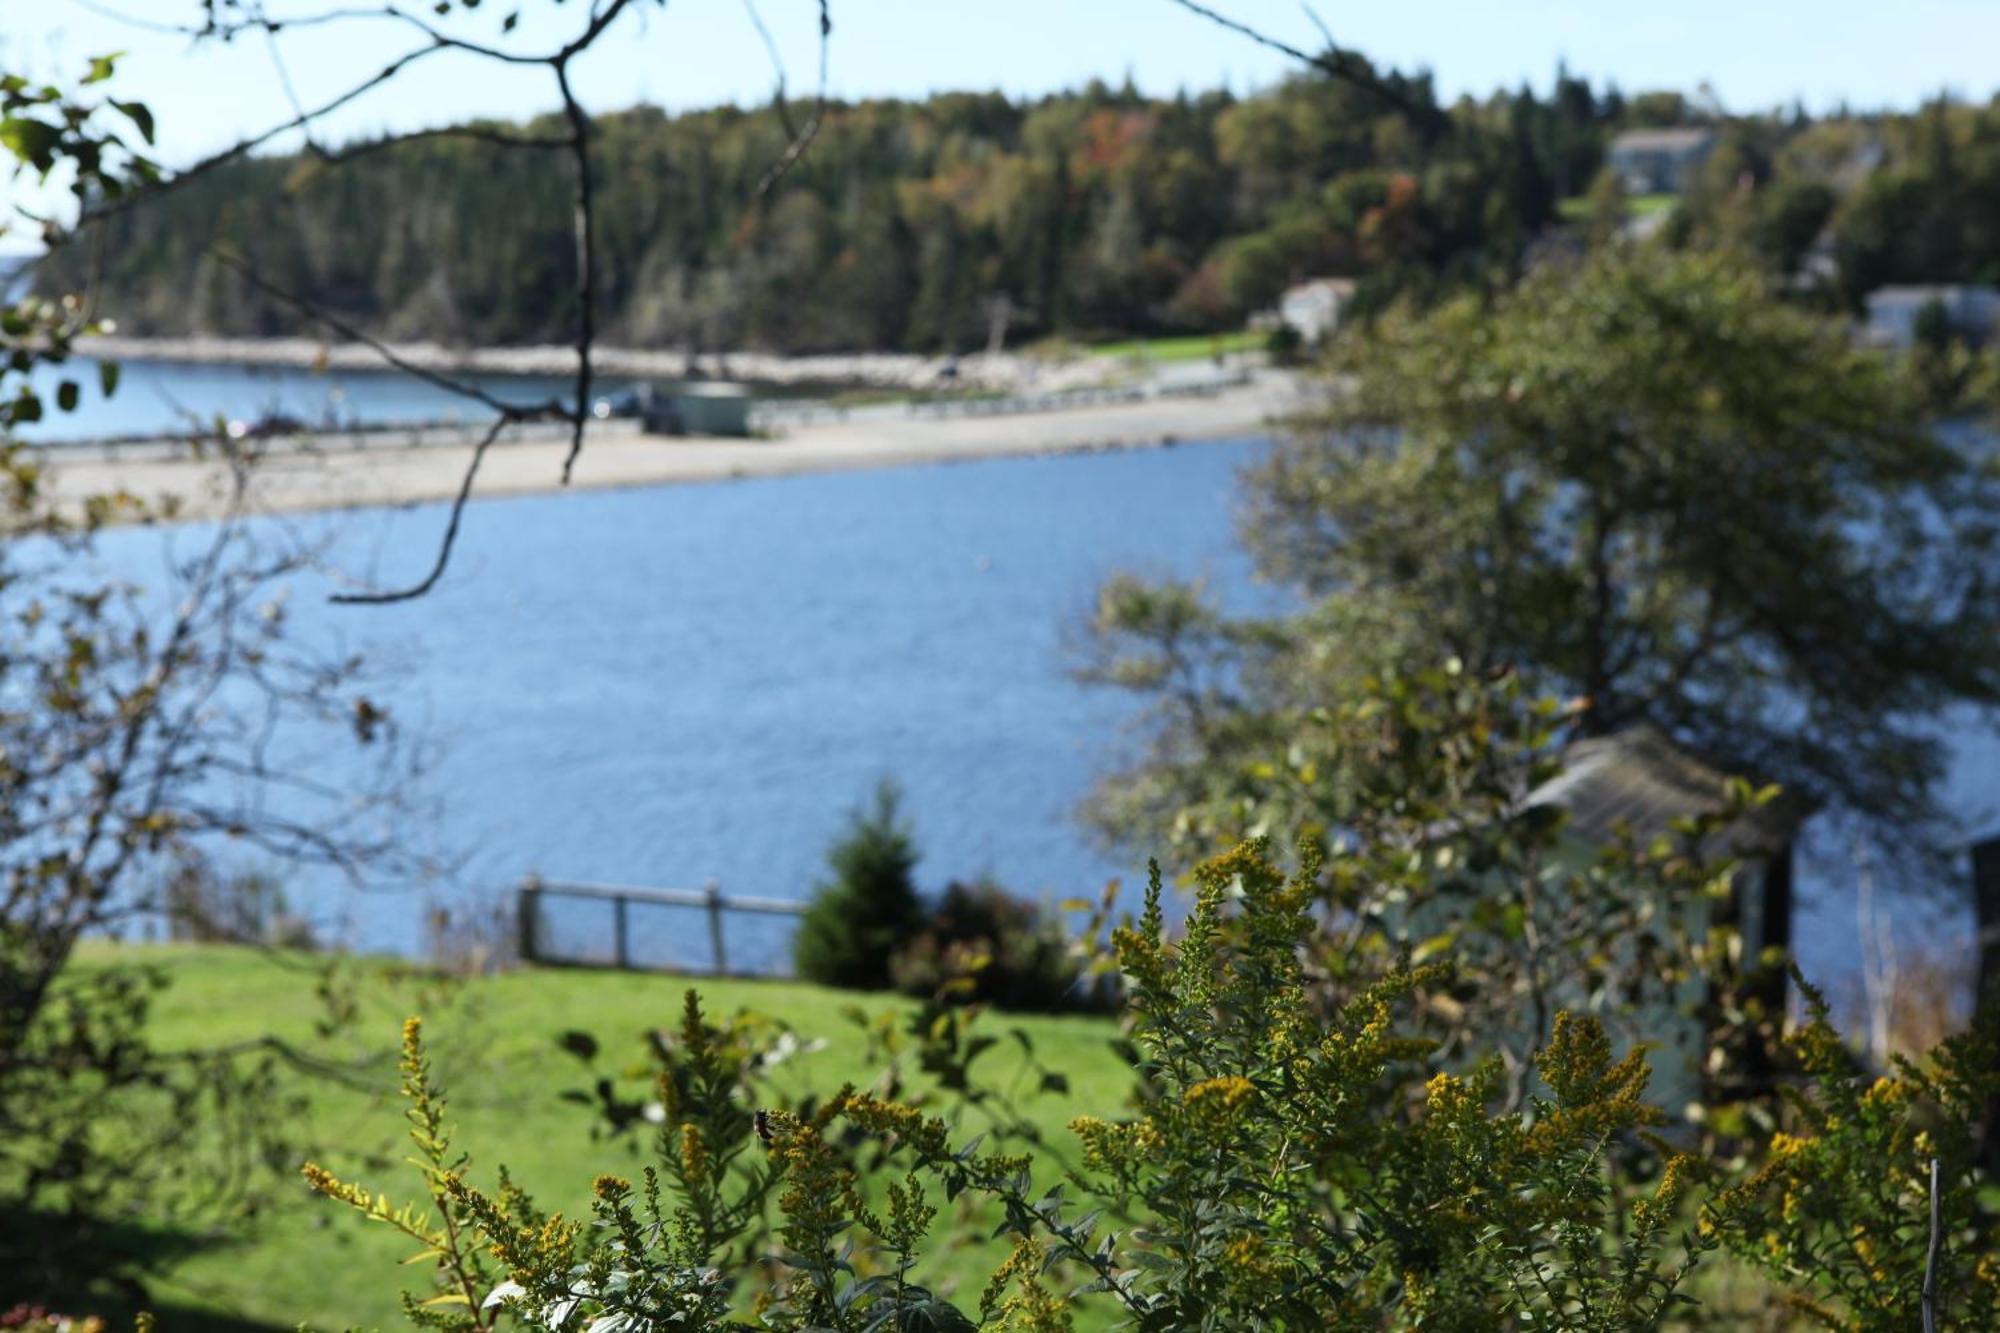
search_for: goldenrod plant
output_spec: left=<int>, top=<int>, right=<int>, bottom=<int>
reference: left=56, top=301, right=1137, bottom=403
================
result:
left=1702, top=976, right=2000, bottom=1330
left=310, top=834, right=2000, bottom=1329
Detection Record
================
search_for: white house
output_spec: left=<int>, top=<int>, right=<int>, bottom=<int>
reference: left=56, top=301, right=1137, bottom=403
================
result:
left=1276, top=277, right=1357, bottom=344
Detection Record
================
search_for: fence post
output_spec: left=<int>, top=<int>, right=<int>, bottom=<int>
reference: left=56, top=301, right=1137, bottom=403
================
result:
left=517, top=876, right=542, bottom=965
left=705, top=880, right=728, bottom=975
left=613, top=894, right=631, bottom=970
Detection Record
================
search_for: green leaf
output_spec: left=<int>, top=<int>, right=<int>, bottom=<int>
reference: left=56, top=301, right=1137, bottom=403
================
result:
left=111, top=100, right=154, bottom=145
left=83, top=54, right=124, bottom=86
left=0, top=117, right=61, bottom=172
left=98, top=360, right=120, bottom=398
left=55, top=380, right=79, bottom=413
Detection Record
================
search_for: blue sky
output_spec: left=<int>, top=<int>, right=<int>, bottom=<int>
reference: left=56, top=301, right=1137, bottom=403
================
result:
left=3, top=0, right=1998, bottom=238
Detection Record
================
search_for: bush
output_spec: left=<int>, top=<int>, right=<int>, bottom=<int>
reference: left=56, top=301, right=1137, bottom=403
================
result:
left=791, top=780, right=924, bottom=990
left=889, top=878, right=1108, bottom=1013
left=1704, top=973, right=2000, bottom=1330
left=1262, top=321, right=1304, bottom=364
left=320, top=835, right=2000, bottom=1331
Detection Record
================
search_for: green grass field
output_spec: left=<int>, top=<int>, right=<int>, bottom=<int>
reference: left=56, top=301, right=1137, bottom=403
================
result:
left=1086, top=330, right=1263, bottom=362
left=1555, top=191, right=1679, bottom=222
left=72, top=942, right=1127, bottom=1330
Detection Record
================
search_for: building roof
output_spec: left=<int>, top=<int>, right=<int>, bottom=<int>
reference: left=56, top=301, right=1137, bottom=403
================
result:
left=1281, top=277, right=1357, bottom=299
left=1608, top=128, right=1717, bottom=156
left=1867, top=284, right=2000, bottom=309
left=1524, top=726, right=1808, bottom=858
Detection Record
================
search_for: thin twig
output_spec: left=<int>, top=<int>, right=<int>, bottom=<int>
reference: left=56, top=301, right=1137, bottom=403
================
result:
left=739, top=0, right=799, bottom=140
left=305, top=123, right=571, bottom=167
left=61, top=0, right=829, bottom=601
left=1165, top=0, right=1436, bottom=123
left=752, top=0, right=833, bottom=202
left=1923, top=1155, right=1942, bottom=1333
left=210, top=251, right=562, bottom=421
left=70, top=41, right=447, bottom=233
left=262, top=24, right=320, bottom=156
left=331, top=415, right=510, bottom=605
left=554, top=61, right=597, bottom=484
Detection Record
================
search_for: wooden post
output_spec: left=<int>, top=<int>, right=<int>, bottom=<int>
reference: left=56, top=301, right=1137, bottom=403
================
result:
left=705, top=881, right=728, bottom=975
left=517, top=877, right=542, bottom=965
left=613, top=894, right=630, bottom=970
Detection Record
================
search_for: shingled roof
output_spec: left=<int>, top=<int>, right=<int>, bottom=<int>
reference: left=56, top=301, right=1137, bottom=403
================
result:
left=1524, top=726, right=1809, bottom=858
left=1608, top=128, right=1717, bottom=156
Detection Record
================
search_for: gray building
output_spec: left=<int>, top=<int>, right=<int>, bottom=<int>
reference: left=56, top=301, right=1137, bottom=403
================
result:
left=1522, top=726, right=1808, bottom=1117
left=1606, top=127, right=1718, bottom=195
left=1862, top=284, right=2000, bottom=349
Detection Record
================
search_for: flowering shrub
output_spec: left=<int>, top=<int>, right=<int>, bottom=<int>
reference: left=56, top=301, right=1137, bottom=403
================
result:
left=304, top=662, right=2000, bottom=1330
left=1702, top=976, right=2000, bottom=1330
left=302, top=838, right=2000, bottom=1329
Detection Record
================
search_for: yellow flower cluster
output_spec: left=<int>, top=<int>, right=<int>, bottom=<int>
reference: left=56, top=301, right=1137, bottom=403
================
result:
left=1221, top=1233, right=1279, bottom=1283
left=1070, top=1114, right=1163, bottom=1177
left=842, top=1090, right=952, bottom=1158
left=1182, top=1074, right=1257, bottom=1119
left=676, top=1123, right=711, bottom=1194
left=979, top=1237, right=1073, bottom=1331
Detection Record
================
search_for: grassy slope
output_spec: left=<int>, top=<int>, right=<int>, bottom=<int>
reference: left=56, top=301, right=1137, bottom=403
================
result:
left=1555, top=192, right=1679, bottom=222
left=75, top=942, right=1127, bottom=1330
left=1087, top=330, right=1263, bottom=362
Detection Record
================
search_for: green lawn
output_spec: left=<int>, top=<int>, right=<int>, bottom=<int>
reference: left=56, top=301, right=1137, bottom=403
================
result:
left=1086, top=330, right=1263, bottom=362
left=1555, top=191, right=1678, bottom=222
left=71, top=942, right=1128, bottom=1330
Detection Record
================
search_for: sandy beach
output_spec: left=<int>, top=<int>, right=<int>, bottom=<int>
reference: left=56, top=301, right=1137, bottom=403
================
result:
left=40, top=372, right=1302, bottom=523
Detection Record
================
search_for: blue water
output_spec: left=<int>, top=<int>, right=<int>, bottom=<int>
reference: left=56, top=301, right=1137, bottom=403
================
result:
left=21, top=354, right=625, bottom=440
left=94, top=439, right=1271, bottom=968
left=48, top=359, right=1990, bottom=994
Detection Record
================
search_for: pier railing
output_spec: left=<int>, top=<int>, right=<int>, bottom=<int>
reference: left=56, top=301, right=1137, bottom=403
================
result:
left=516, top=875, right=807, bottom=976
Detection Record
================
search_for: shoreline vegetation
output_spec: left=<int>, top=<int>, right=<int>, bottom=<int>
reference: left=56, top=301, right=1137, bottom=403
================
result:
left=40, top=365, right=1299, bottom=523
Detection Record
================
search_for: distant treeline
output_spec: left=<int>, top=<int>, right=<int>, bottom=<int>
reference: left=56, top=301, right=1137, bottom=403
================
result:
left=46, top=62, right=2000, bottom=352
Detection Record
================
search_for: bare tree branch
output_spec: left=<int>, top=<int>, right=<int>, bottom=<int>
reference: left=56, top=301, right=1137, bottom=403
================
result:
left=555, top=60, right=598, bottom=484
left=52, top=0, right=833, bottom=602
left=330, top=414, right=510, bottom=605
left=740, top=0, right=799, bottom=139
left=1165, top=0, right=1437, bottom=124
left=209, top=250, right=565, bottom=421
left=72, top=40, right=448, bottom=231
left=306, top=122, right=571, bottom=167
left=752, top=0, right=833, bottom=203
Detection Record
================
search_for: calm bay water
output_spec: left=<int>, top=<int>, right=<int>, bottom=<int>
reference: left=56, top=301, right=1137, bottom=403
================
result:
left=23, top=354, right=629, bottom=440
left=54, top=362, right=1986, bottom=993
left=97, top=437, right=1272, bottom=969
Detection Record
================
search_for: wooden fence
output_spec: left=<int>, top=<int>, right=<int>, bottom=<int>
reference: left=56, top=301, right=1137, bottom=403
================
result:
left=515, top=875, right=807, bottom=976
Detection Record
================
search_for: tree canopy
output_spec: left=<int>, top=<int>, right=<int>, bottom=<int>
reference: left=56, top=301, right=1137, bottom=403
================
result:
left=1086, top=247, right=2000, bottom=856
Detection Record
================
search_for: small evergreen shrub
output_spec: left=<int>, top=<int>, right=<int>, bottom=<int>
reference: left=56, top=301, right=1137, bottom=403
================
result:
left=791, top=780, right=924, bottom=990
left=889, top=878, right=1108, bottom=1013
